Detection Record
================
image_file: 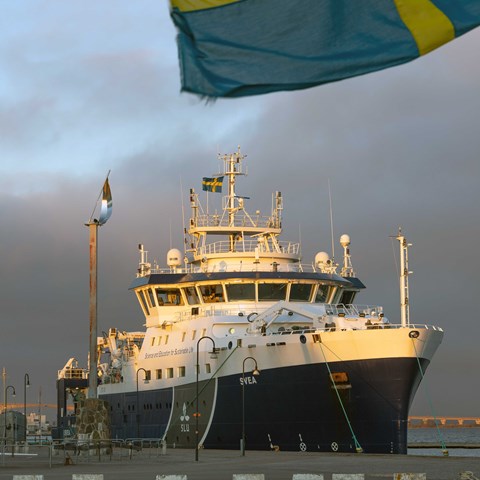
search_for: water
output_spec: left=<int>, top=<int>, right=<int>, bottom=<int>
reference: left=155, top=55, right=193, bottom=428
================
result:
left=408, top=428, right=480, bottom=457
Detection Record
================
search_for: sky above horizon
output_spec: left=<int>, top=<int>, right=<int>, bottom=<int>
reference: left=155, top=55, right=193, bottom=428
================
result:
left=1, top=1, right=480, bottom=422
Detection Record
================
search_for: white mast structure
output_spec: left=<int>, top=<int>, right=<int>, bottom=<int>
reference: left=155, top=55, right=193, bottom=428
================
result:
left=396, top=229, right=412, bottom=327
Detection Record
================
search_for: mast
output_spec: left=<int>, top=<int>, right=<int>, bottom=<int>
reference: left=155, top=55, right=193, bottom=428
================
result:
left=396, top=229, right=411, bottom=327
left=218, top=146, right=246, bottom=250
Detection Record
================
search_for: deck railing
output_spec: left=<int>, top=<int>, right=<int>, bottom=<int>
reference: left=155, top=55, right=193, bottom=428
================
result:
left=192, top=213, right=280, bottom=229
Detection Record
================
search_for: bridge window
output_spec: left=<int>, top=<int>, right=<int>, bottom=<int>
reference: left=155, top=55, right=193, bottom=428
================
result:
left=339, top=290, right=356, bottom=305
left=137, top=291, right=150, bottom=315
left=147, top=289, right=156, bottom=308
left=258, top=283, right=287, bottom=301
left=184, top=286, right=200, bottom=305
left=314, top=286, right=330, bottom=303
left=226, top=283, right=255, bottom=301
left=155, top=288, right=184, bottom=306
left=289, top=283, right=313, bottom=302
left=199, top=284, right=225, bottom=303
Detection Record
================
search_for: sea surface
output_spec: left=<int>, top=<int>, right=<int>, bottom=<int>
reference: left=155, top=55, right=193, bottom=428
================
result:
left=408, top=428, right=480, bottom=457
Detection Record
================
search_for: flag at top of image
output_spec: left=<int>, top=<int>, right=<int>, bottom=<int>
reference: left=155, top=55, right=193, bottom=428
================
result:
left=169, top=0, right=480, bottom=98
left=202, top=176, right=224, bottom=192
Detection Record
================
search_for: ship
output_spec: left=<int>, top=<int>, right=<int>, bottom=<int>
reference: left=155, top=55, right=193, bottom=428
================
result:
left=56, top=147, right=443, bottom=454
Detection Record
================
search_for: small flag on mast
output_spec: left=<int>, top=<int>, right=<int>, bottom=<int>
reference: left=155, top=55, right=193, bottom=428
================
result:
left=202, top=176, right=224, bottom=193
left=98, top=178, right=113, bottom=225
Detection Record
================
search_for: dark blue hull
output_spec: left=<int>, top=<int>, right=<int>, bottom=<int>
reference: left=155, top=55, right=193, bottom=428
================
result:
left=100, top=357, right=428, bottom=454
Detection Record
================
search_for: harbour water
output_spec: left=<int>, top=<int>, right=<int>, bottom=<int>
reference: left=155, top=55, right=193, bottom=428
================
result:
left=408, top=427, right=480, bottom=457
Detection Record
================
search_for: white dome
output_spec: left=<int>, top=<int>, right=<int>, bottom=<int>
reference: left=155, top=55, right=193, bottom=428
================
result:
left=340, top=234, right=351, bottom=247
left=167, top=248, right=182, bottom=267
left=315, top=251, right=330, bottom=266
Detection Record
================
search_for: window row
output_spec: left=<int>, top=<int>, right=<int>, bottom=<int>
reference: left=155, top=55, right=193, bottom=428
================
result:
left=138, top=364, right=211, bottom=380
left=137, top=282, right=339, bottom=314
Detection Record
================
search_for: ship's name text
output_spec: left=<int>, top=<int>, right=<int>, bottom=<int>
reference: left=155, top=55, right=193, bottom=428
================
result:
left=239, top=376, right=258, bottom=385
left=144, top=347, right=193, bottom=359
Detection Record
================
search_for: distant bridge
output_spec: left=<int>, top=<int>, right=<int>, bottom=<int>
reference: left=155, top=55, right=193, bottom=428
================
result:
left=0, top=404, right=74, bottom=414
left=409, top=416, right=480, bottom=427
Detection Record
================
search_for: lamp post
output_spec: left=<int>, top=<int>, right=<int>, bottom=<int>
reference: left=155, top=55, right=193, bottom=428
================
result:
left=195, top=336, right=218, bottom=462
left=136, top=368, right=149, bottom=438
left=241, top=357, right=260, bottom=456
left=4, top=385, right=16, bottom=446
left=23, top=374, right=30, bottom=443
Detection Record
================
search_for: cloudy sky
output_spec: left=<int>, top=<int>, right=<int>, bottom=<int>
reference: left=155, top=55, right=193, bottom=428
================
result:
left=1, top=1, right=479, bottom=421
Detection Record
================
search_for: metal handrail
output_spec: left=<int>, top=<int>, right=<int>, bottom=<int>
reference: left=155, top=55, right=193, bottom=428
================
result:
left=192, top=213, right=280, bottom=229
left=150, top=261, right=316, bottom=275
left=198, top=239, right=300, bottom=255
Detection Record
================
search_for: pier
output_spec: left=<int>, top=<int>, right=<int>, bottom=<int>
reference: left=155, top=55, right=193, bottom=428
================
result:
left=408, top=416, right=480, bottom=427
left=1, top=446, right=480, bottom=480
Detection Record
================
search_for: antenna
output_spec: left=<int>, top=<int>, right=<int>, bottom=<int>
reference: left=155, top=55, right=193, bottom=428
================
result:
left=298, top=223, right=302, bottom=259
left=328, top=179, right=335, bottom=262
left=180, top=177, right=186, bottom=257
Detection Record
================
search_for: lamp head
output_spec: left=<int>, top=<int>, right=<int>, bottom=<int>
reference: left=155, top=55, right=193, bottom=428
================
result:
left=253, top=368, right=260, bottom=376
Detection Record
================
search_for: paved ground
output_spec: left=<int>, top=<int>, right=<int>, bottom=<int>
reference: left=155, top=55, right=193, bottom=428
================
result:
left=1, top=447, right=479, bottom=480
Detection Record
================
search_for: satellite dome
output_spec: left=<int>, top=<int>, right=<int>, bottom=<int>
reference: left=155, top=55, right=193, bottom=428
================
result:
left=340, top=234, right=351, bottom=247
left=167, top=248, right=182, bottom=267
left=315, top=251, right=331, bottom=266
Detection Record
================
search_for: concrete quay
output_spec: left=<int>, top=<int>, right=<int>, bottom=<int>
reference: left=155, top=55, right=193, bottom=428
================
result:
left=1, top=448, right=480, bottom=480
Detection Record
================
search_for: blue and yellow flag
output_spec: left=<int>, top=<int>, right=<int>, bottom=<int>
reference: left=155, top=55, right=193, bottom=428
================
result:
left=170, top=0, right=480, bottom=98
left=202, top=176, right=224, bottom=192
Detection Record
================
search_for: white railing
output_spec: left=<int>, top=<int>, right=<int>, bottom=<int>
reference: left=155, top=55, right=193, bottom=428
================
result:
left=198, top=239, right=300, bottom=256
left=149, top=261, right=316, bottom=275
left=57, top=368, right=88, bottom=380
left=174, top=304, right=385, bottom=323
left=325, top=304, right=384, bottom=317
left=192, top=213, right=280, bottom=229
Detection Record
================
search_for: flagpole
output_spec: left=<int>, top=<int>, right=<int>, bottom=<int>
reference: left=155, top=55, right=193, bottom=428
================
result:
left=87, top=220, right=99, bottom=399
left=85, top=174, right=112, bottom=400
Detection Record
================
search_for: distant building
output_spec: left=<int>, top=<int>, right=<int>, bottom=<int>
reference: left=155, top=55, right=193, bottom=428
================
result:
left=0, top=411, right=26, bottom=443
left=26, top=412, right=50, bottom=435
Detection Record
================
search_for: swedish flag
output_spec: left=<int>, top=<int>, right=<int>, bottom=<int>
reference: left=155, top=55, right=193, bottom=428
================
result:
left=170, top=0, right=480, bottom=98
left=202, top=176, right=224, bottom=192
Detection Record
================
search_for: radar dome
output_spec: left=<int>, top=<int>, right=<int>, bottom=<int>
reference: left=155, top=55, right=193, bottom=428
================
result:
left=167, top=248, right=182, bottom=267
left=340, top=234, right=351, bottom=247
left=315, top=251, right=331, bottom=266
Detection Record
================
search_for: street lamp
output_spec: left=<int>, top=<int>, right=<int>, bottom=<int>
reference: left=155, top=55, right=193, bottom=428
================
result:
left=24, top=374, right=30, bottom=442
left=241, top=357, right=260, bottom=456
left=195, top=336, right=218, bottom=462
left=136, top=368, right=149, bottom=438
left=4, top=385, right=16, bottom=446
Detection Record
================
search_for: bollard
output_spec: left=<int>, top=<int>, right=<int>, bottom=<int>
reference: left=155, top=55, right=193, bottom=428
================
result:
left=332, top=475, right=365, bottom=480
left=13, top=476, right=44, bottom=480
left=394, top=475, right=426, bottom=480
left=72, top=475, right=104, bottom=480
left=155, top=476, right=187, bottom=480
left=293, top=475, right=324, bottom=480
left=233, top=475, right=265, bottom=480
